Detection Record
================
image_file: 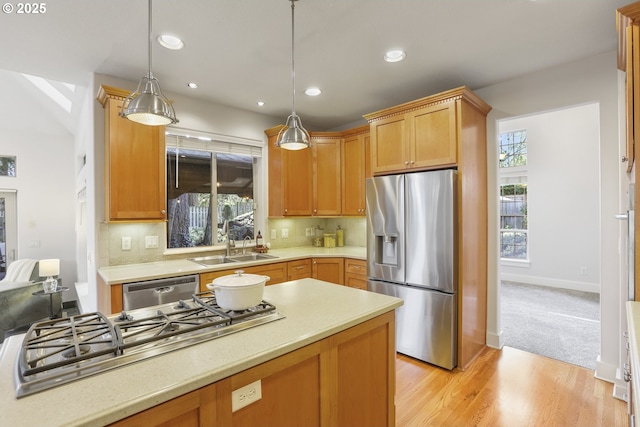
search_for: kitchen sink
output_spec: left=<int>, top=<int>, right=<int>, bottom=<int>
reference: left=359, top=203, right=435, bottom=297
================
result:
left=188, top=256, right=239, bottom=267
left=226, top=253, right=279, bottom=262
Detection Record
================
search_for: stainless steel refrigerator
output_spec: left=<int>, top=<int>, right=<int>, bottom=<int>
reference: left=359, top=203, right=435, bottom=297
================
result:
left=366, top=169, right=457, bottom=369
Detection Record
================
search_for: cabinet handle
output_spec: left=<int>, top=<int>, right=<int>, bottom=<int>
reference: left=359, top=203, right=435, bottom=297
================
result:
left=405, top=161, right=409, bottom=165
left=410, top=160, right=415, bottom=164
left=161, top=210, right=166, bottom=214
left=313, top=209, right=317, bottom=214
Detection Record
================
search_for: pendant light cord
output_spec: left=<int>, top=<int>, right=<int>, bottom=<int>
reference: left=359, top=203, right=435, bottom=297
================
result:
left=147, top=0, right=153, bottom=80
left=290, top=0, right=296, bottom=116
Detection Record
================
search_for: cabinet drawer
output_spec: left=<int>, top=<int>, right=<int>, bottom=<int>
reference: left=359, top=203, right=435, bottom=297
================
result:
left=288, top=259, right=312, bottom=280
left=345, top=258, right=367, bottom=276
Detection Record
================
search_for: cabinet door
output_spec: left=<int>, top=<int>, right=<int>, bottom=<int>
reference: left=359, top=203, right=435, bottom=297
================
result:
left=282, top=148, right=312, bottom=216
left=341, top=134, right=367, bottom=216
left=243, top=262, right=288, bottom=285
left=108, top=384, right=216, bottom=427
left=406, top=101, right=457, bottom=169
left=370, top=115, right=409, bottom=174
left=288, top=259, right=312, bottom=280
left=312, top=138, right=341, bottom=216
left=105, top=97, right=166, bottom=221
left=312, top=258, right=344, bottom=285
left=267, top=130, right=285, bottom=217
left=344, top=258, right=367, bottom=290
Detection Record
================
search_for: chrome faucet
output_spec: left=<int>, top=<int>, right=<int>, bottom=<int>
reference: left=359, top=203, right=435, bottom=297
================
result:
left=222, top=220, right=235, bottom=256
left=243, top=236, right=252, bottom=254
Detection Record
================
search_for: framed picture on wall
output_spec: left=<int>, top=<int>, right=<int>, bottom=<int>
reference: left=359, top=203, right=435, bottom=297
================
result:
left=0, top=156, right=16, bottom=177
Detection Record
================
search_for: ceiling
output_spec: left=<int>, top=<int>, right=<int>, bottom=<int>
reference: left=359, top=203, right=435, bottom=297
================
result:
left=0, top=0, right=631, bottom=132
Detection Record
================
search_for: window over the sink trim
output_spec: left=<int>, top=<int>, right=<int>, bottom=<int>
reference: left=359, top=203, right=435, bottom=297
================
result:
left=165, top=129, right=262, bottom=251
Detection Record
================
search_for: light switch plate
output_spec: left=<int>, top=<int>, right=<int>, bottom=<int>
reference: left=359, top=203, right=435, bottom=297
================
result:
left=145, top=235, right=159, bottom=249
left=231, top=380, right=262, bottom=412
left=271, top=229, right=277, bottom=239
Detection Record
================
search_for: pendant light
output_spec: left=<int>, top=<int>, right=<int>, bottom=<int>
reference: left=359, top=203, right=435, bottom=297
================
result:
left=276, top=0, right=310, bottom=150
left=121, top=0, right=178, bottom=126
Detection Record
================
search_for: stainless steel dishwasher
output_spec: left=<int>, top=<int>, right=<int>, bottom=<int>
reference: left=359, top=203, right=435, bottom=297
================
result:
left=122, top=274, right=200, bottom=310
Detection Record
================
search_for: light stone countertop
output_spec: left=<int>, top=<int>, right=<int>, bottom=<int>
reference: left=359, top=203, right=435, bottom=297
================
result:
left=98, top=246, right=367, bottom=285
left=0, top=279, right=402, bottom=427
left=627, top=301, right=640, bottom=417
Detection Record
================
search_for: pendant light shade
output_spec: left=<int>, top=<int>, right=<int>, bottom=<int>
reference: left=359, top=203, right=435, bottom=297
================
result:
left=121, top=0, right=178, bottom=126
left=276, top=0, right=309, bottom=150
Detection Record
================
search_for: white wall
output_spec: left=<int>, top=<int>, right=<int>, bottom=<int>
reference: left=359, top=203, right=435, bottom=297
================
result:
left=0, top=129, right=77, bottom=299
left=499, top=103, right=600, bottom=292
left=475, top=50, right=620, bottom=385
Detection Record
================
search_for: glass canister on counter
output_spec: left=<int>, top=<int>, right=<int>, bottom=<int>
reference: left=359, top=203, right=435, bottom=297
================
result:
left=324, top=233, right=336, bottom=248
left=336, top=225, right=344, bottom=247
left=313, top=225, right=324, bottom=247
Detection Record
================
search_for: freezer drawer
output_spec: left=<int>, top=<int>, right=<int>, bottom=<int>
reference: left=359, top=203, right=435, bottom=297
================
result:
left=368, top=279, right=457, bottom=370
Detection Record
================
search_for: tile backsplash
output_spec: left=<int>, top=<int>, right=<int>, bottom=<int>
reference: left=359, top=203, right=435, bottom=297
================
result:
left=100, top=218, right=366, bottom=266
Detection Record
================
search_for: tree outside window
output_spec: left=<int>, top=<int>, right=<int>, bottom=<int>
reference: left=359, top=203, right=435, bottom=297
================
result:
left=499, top=130, right=527, bottom=168
left=500, top=182, right=528, bottom=259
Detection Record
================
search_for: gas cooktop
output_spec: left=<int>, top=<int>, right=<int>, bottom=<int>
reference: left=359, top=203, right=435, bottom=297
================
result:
left=14, top=292, right=284, bottom=398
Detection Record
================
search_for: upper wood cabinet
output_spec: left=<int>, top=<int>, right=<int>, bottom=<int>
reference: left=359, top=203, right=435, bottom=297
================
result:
left=364, top=86, right=491, bottom=175
left=97, top=85, right=167, bottom=222
left=267, top=126, right=368, bottom=218
left=618, top=4, right=640, bottom=173
left=311, top=134, right=342, bottom=216
left=341, top=126, right=370, bottom=216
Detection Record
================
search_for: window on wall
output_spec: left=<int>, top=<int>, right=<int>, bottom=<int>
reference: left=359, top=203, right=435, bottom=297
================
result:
left=500, top=182, right=528, bottom=259
left=165, top=133, right=261, bottom=250
left=499, top=130, right=527, bottom=168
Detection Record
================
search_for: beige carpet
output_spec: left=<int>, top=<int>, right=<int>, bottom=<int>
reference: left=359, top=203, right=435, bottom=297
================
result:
left=500, top=281, right=600, bottom=370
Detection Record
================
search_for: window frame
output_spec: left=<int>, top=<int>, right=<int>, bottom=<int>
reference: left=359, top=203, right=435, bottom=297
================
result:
left=164, top=128, right=263, bottom=255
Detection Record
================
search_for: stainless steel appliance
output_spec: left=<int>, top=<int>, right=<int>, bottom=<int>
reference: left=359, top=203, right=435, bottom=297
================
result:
left=14, top=291, right=284, bottom=398
left=366, top=169, right=457, bottom=369
left=122, top=274, right=199, bottom=310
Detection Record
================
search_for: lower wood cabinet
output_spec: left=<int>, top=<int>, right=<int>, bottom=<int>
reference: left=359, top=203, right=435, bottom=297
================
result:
left=344, top=258, right=367, bottom=290
left=312, top=257, right=344, bottom=285
left=108, top=311, right=396, bottom=427
left=287, top=258, right=312, bottom=280
left=200, top=262, right=288, bottom=291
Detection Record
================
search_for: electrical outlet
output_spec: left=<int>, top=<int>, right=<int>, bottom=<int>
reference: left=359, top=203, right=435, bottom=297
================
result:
left=121, top=236, right=131, bottom=251
left=231, top=380, right=262, bottom=412
left=581, top=267, right=587, bottom=275
left=305, top=227, right=313, bottom=237
left=281, top=228, right=289, bottom=239
left=271, top=229, right=277, bottom=239
left=145, top=235, right=159, bottom=249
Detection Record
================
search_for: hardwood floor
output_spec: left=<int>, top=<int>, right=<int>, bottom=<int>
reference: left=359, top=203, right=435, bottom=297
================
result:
left=396, top=346, right=628, bottom=427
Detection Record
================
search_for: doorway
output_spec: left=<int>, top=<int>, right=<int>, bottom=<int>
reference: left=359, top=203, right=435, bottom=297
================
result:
left=0, top=191, right=17, bottom=280
left=497, top=103, right=601, bottom=369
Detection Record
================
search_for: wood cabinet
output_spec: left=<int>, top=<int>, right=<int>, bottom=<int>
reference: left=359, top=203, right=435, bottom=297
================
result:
left=108, top=384, right=216, bottom=427
left=344, top=258, right=367, bottom=290
left=109, top=310, right=396, bottom=427
left=287, top=258, right=312, bottom=280
left=365, top=88, right=485, bottom=175
left=618, top=3, right=640, bottom=302
left=312, top=258, right=344, bottom=285
left=311, top=134, right=342, bottom=216
left=97, top=85, right=167, bottom=222
left=265, top=126, right=313, bottom=216
left=200, top=262, right=288, bottom=291
left=341, top=126, right=370, bottom=216
left=364, top=86, right=491, bottom=370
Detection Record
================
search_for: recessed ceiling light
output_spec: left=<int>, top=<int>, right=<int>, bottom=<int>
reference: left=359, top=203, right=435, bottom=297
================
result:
left=187, top=82, right=198, bottom=89
left=257, top=101, right=265, bottom=106
left=384, top=49, right=406, bottom=63
left=305, top=87, right=322, bottom=96
left=157, top=34, right=184, bottom=50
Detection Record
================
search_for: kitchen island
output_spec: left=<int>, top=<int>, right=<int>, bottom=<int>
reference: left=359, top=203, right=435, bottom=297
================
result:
left=0, top=279, right=402, bottom=427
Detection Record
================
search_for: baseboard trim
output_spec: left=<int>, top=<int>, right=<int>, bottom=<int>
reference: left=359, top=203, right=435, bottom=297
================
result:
left=594, top=355, right=618, bottom=385
left=501, top=273, right=600, bottom=294
left=486, top=330, right=503, bottom=349
left=612, top=368, right=629, bottom=402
